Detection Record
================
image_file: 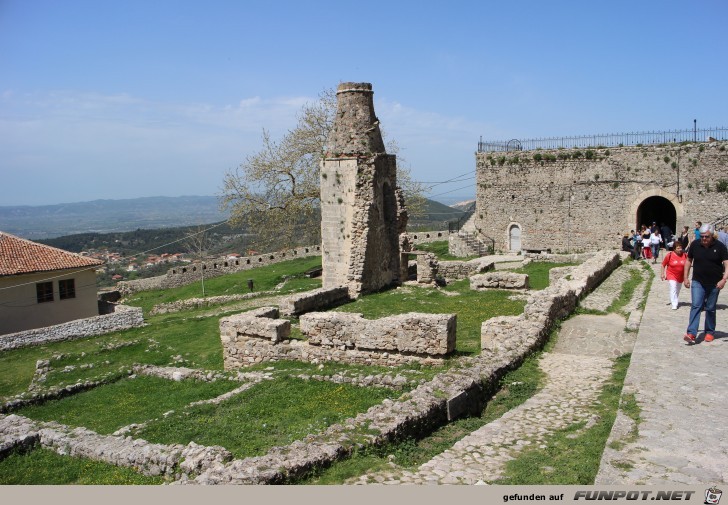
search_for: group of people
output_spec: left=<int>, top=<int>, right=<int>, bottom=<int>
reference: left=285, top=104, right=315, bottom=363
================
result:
left=621, top=220, right=728, bottom=344
left=621, top=222, right=690, bottom=263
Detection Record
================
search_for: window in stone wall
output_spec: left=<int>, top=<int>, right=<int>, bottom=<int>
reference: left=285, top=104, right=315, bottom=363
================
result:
left=59, top=279, right=76, bottom=300
left=36, top=282, right=54, bottom=303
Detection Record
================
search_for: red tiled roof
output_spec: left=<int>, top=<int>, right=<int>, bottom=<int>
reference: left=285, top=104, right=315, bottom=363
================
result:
left=0, top=231, right=104, bottom=277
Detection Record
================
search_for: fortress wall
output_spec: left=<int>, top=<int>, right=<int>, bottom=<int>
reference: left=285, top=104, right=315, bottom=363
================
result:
left=475, top=142, right=728, bottom=252
left=117, top=245, right=321, bottom=295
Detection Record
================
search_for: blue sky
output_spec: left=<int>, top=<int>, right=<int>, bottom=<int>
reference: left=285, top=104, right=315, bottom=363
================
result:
left=1, top=0, right=727, bottom=206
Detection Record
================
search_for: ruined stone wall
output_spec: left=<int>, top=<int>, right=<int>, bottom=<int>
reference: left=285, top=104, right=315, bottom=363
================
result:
left=279, top=287, right=350, bottom=316
left=0, top=306, right=144, bottom=351
left=475, top=141, right=728, bottom=252
left=220, top=310, right=455, bottom=369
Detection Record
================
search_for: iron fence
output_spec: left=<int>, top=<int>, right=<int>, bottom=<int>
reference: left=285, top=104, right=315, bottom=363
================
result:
left=478, top=126, right=728, bottom=152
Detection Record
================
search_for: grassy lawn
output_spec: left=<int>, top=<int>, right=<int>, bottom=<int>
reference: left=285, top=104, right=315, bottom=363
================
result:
left=0, top=447, right=165, bottom=485
left=16, top=375, right=242, bottom=434
left=333, top=279, right=525, bottom=355
left=132, top=376, right=400, bottom=459
left=124, top=256, right=323, bottom=314
left=510, top=261, right=578, bottom=291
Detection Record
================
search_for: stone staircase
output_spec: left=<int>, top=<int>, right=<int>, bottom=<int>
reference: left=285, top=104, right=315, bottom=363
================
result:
left=453, top=230, right=492, bottom=257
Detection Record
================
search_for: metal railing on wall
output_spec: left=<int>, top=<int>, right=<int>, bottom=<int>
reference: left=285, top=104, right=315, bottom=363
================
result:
left=477, top=126, right=728, bottom=153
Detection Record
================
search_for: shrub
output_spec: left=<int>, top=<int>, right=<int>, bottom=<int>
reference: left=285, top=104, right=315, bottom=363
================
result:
left=585, top=150, right=595, bottom=160
left=716, top=180, right=728, bottom=193
left=533, top=153, right=543, bottom=162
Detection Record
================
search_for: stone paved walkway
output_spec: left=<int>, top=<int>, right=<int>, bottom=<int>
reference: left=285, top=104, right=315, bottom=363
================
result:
left=596, top=262, right=728, bottom=485
left=350, top=261, right=648, bottom=485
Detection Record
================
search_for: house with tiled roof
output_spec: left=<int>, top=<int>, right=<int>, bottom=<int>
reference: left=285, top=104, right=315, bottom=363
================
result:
left=0, top=231, right=104, bottom=335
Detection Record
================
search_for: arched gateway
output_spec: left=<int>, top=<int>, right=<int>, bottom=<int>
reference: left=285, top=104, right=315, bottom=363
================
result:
left=630, top=190, right=683, bottom=239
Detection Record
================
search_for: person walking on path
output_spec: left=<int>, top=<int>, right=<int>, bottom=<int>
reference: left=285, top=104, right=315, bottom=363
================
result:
left=661, top=242, right=687, bottom=310
left=694, top=221, right=702, bottom=241
left=679, top=226, right=691, bottom=251
left=650, top=230, right=662, bottom=264
left=660, top=223, right=673, bottom=250
left=683, top=223, right=728, bottom=344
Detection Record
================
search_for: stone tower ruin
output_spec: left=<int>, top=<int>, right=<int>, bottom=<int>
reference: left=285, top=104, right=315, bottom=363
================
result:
left=320, top=82, right=407, bottom=297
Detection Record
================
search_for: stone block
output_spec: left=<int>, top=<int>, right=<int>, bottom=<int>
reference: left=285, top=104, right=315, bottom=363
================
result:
left=470, top=272, right=529, bottom=290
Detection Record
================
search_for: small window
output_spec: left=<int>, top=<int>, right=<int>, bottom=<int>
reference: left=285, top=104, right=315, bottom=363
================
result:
left=59, top=279, right=76, bottom=300
left=36, top=282, right=54, bottom=303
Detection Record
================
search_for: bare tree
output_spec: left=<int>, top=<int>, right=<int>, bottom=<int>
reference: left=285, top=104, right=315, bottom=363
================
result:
left=184, top=225, right=211, bottom=298
left=221, top=88, right=425, bottom=251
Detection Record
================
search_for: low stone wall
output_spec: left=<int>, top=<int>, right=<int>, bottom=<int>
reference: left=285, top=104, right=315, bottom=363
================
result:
left=221, top=310, right=456, bottom=370
left=149, top=292, right=275, bottom=315
left=117, top=245, right=322, bottom=295
left=0, top=306, right=144, bottom=352
left=548, top=265, right=574, bottom=285
left=220, top=307, right=290, bottom=344
left=438, top=258, right=494, bottom=280
left=279, top=287, right=350, bottom=316
left=405, top=230, right=449, bottom=245
left=470, top=272, right=529, bottom=290
left=0, top=414, right=231, bottom=479
left=482, top=250, right=621, bottom=358
left=300, top=312, right=456, bottom=355
left=415, top=253, right=494, bottom=284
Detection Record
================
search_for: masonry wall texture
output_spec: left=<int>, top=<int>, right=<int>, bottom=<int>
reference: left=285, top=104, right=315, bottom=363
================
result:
left=0, top=305, right=144, bottom=351
left=475, top=142, right=728, bottom=252
left=220, top=308, right=455, bottom=369
left=320, top=82, right=405, bottom=297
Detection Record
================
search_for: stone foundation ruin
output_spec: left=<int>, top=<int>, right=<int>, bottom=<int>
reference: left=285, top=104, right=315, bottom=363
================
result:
left=219, top=308, right=455, bottom=368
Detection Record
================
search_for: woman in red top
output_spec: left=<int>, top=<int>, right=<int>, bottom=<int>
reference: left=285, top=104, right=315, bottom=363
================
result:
left=661, top=242, right=687, bottom=310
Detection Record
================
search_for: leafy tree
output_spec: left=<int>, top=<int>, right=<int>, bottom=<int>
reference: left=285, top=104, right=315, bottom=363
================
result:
left=221, top=88, right=425, bottom=251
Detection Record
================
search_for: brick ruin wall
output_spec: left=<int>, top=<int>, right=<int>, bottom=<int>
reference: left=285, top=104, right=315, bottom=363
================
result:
left=475, top=141, right=728, bottom=252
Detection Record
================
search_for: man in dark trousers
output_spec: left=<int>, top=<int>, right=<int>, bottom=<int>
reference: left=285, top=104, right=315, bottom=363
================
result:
left=683, top=223, right=728, bottom=344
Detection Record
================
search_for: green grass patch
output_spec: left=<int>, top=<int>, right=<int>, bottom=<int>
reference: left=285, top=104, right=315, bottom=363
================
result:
left=133, top=377, right=399, bottom=459
left=124, top=256, right=323, bottom=314
left=495, top=353, right=632, bottom=484
left=607, top=268, right=645, bottom=315
left=17, top=376, right=241, bottom=434
left=332, top=280, right=525, bottom=355
left=0, top=447, right=165, bottom=484
left=510, top=262, right=578, bottom=291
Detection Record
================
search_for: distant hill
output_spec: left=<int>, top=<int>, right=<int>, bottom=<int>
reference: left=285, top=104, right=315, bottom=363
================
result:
left=0, top=196, right=229, bottom=240
left=409, top=199, right=467, bottom=228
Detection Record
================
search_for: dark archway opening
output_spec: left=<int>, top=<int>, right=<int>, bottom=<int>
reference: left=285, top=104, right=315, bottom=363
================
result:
left=637, top=196, right=677, bottom=236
